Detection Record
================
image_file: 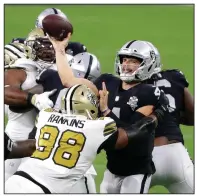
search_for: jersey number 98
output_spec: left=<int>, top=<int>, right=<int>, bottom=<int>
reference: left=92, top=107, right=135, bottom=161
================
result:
left=31, top=125, right=86, bottom=169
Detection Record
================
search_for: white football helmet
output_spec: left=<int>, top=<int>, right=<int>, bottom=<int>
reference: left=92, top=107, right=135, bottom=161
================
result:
left=35, top=8, right=67, bottom=28
left=70, top=52, right=101, bottom=82
left=115, top=40, right=161, bottom=82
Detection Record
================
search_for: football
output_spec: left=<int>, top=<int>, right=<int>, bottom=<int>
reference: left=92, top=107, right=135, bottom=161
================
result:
left=42, top=14, right=73, bottom=41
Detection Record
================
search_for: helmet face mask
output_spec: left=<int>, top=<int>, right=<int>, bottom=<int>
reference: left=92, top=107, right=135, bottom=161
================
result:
left=61, top=85, right=98, bottom=120
left=34, top=38, right=55, bottom=63
left=114, top=40, right=162, bottom=83
left=25, top=28, right=55, bottom=70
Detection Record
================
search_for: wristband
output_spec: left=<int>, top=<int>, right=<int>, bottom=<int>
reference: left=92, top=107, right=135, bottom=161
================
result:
left=101, top=108, right=109, bottom=114
left=26, top=93, right=34, bottom=105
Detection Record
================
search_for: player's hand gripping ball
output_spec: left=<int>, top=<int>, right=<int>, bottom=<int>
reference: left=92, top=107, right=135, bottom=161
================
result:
left=42, top=14, right=73, bottom=41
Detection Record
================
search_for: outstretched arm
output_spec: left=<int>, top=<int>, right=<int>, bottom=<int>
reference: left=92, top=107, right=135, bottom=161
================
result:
left=47, top=33, right=98, bottom=96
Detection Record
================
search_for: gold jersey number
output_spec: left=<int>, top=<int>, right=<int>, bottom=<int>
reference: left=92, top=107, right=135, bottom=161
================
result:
left=31, top=125, right=86, bottom=169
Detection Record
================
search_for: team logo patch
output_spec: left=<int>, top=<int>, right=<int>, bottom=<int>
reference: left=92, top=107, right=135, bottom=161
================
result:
left=127, top=96, right=138, bottom=111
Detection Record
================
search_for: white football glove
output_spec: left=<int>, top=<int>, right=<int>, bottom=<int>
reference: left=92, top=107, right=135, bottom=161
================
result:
left=31, top=89, right=57, bottom=111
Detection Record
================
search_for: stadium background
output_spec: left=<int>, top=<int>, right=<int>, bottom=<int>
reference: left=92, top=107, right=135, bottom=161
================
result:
left=4, top=4, right=194, bottom=193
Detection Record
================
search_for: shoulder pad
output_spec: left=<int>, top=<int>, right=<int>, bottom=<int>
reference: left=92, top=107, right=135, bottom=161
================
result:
left=162, top=69, right=189, bottom=88
left=100, top=73, right=115, bottom=78
left=94, top=73, right=117, bottom=83
left=8, top=58, right=38, bottom=72
left=66, top=41, right=87, bottom=56
left=94, top=73, right=119, bottom=90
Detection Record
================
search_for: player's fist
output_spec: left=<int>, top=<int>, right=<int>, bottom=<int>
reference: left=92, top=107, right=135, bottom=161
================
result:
left=154, top=90, right=170, bottom=122
left=31, top=89, right=57, bottom=111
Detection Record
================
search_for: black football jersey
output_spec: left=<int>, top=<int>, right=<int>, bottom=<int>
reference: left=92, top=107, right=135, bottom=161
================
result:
left=146, top=69, right=189, bottom=143
left=94, top=74, right=162, bottom=176
left=27, top=69, right=65, bottom=139
left=36, top=69, right=64, bottom=105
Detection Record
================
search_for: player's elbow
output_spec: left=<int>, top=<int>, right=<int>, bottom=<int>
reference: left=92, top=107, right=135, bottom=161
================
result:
left=61, top=78, right=77, bottom=88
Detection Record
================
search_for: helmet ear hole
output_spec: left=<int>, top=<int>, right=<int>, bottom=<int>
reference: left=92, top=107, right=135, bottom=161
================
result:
left=81, top=92, right=84, bottom=96
left=90, top=110, right=96, bottom=114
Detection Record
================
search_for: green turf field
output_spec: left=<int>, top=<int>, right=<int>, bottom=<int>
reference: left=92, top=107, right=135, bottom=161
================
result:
left=4, top=4, right=194, bottom=193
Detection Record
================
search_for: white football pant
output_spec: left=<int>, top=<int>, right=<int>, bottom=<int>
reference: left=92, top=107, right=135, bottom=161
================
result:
left=151, top=142, right=194, bottom=193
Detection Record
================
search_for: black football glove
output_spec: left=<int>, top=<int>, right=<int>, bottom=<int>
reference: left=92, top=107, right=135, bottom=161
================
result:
left=124, top=116, right=156, bottom=142
left=154, top=90, right=169, bottom=122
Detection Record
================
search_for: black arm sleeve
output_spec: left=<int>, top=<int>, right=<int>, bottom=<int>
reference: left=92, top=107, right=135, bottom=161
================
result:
left=4, top=132, right=13, bottom=160
left=97, top=131, right=119, bottom=153
left=124, top=116, right=157, bottom=143
left=28, top=126, right=37, bottom=139
left=106, top=111, right=145, bottom=127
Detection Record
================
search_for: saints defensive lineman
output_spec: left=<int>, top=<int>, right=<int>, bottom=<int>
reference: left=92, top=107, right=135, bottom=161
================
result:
left=4, top=28, right=58, bottom=181
left=5, top=84, right=158, bottom=193
left=5, top=29, right=100, bottom=194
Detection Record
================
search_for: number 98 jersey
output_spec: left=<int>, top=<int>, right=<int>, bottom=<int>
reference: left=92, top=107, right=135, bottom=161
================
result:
left=18, top=109, right=116, bottom=193
left=147, top=69, right=189, bottom=143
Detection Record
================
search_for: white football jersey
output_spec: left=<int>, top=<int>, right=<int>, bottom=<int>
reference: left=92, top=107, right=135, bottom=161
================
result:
left=18, top=109, right=117, bottom=193
left=5, top=58, right=39, bottom=140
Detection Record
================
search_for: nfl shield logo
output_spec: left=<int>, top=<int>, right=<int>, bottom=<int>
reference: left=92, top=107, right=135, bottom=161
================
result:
left=127, top=96, right=138, bottom=111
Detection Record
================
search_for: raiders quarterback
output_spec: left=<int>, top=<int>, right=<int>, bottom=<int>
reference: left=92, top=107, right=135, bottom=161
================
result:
left=47, top=34, right=170, bottom=193
left=113, top=40, right=194, bottom=193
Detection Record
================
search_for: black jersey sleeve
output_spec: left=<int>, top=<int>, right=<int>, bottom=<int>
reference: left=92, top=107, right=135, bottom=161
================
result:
left=106, top=111, right=128, bottom=127
left=36, top=69, right=62, bottom=104
left=166, top=69, right=189, bottom=88
left=36, top=69, right=56, bottom=84
left=94, top=73, right=113, bottom=89
left=172, top=69, right=189, bottom=88
left=4, top=132, right=13, bottom=160
left=137, top=85, right=162, bottom=108
left=107, top=110, right=145, bottom=127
